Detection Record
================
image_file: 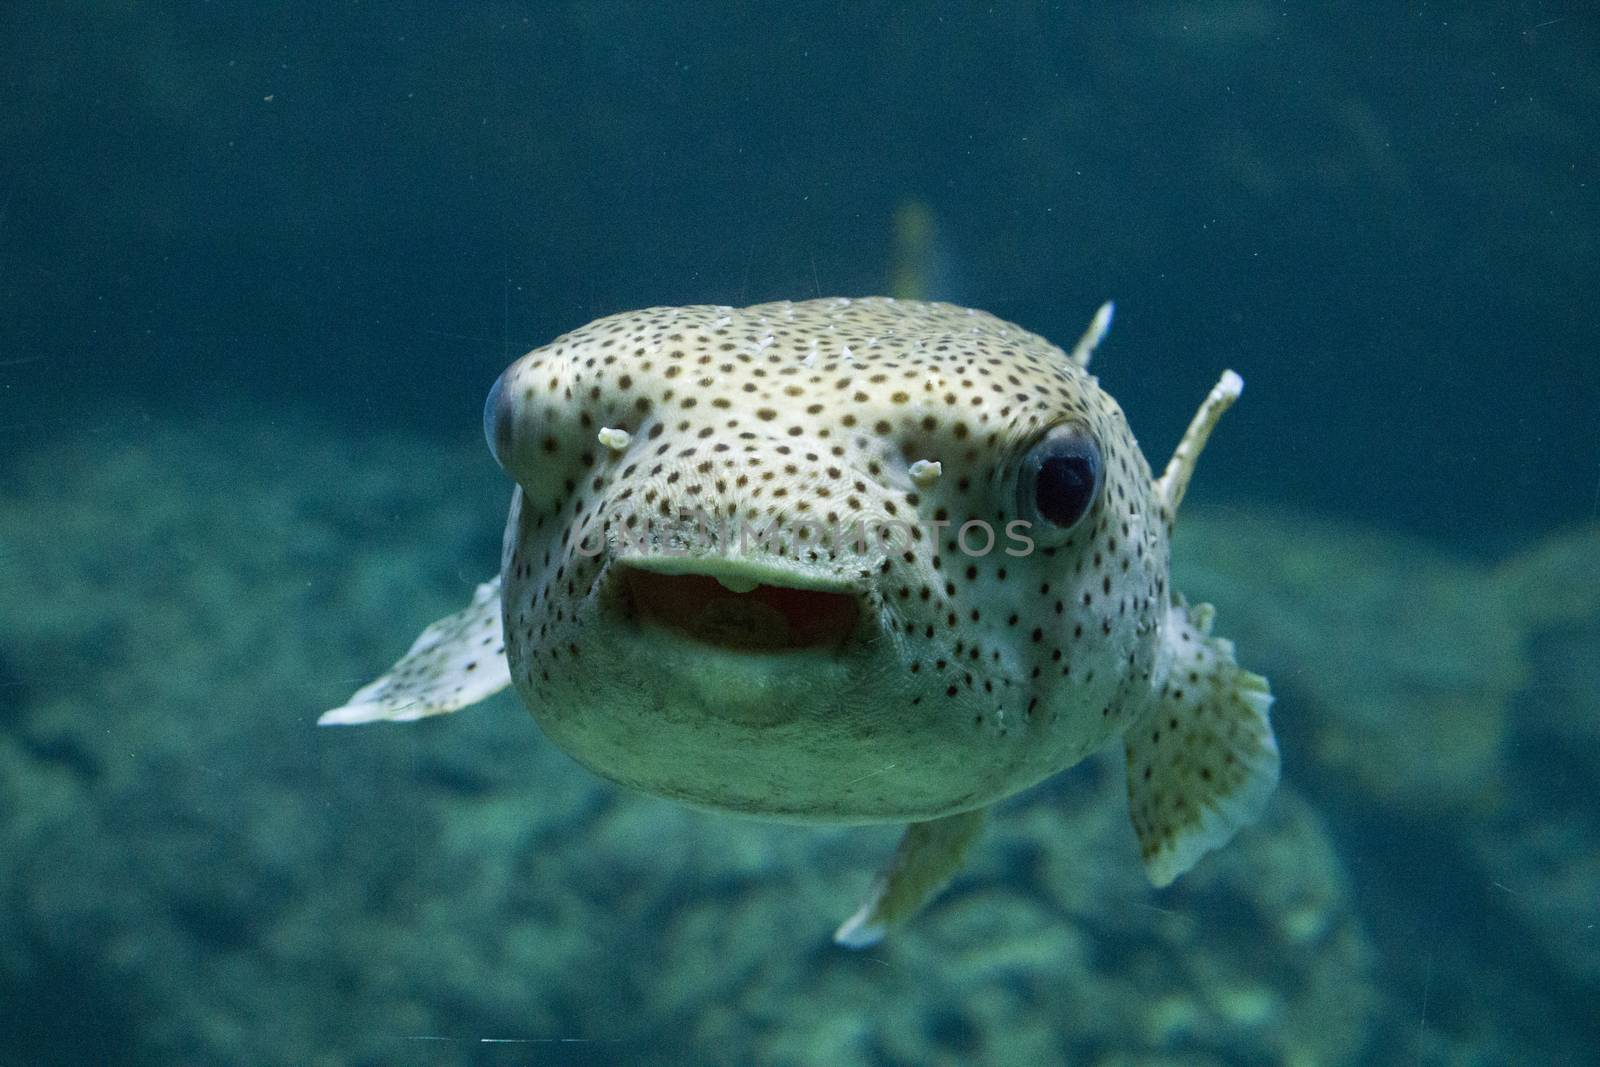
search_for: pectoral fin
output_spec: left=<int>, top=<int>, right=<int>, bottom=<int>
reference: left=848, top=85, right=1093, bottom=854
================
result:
left=834, top=807, right=986, bottom=948
left=1125, top=600, right=1278, bottom=886
left=319, top=577, right=510, bottom=725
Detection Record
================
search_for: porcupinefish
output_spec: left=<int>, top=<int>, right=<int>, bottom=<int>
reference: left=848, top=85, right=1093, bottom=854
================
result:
left=321, top=297, right=1278, bottom=946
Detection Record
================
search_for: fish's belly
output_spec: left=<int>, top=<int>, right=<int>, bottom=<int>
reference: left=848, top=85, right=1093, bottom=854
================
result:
left=508, top=621, right=1040, bottom=823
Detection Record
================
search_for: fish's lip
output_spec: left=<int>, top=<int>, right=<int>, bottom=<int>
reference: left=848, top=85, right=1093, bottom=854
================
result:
left=606, top=554, right=866, bottom=654
left=611, top=552, right=859, bottom=595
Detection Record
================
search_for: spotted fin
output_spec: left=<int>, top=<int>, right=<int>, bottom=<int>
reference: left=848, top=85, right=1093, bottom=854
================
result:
left=834, top=807, right=986, bottom=948
left=319, top=577, right=510, bottom=725
left=1125, top=600, right=1278, bottom=886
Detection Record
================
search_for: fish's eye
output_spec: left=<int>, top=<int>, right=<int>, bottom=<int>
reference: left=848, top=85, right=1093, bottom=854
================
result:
left=1019, top=426, right=1102, bottom=535
left=484, top=368, right=513, bottom=470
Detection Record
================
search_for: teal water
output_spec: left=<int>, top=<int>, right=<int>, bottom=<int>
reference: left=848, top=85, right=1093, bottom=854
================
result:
left=2, top=5, right=1597, bottom=1065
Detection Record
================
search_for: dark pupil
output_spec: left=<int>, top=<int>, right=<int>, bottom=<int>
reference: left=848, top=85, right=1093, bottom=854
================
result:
left=1036, top=455, right=1095, bottom=527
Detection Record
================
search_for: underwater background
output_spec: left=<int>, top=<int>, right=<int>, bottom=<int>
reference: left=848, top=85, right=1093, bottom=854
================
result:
left=2, top=3, right=1597, bottom=1064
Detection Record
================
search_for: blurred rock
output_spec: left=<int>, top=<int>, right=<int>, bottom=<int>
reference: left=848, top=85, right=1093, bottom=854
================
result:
left=1175, top=511, right=1600, bottom=816
left=14, top=416, right=1600, bottom=1064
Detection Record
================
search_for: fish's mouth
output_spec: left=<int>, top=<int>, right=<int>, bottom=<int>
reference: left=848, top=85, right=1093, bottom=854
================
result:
left=616, top=562, right=861, bottom=653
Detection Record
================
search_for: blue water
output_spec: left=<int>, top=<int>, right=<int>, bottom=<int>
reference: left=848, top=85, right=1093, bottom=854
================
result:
left=2, top=4, right=1596, bottom=1064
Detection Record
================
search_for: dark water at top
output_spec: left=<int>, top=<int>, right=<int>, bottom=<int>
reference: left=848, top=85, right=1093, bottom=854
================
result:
left=1, top=4, right=1597, bottom=1065
left=5, top=3, right=1595, bottom=550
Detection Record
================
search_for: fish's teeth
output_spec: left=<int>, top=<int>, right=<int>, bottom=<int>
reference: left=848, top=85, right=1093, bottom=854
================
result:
left=715, top=574, right=760, bottom=594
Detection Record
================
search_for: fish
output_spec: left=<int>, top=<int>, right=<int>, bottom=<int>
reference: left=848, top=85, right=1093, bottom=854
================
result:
left=321, top=297, right=1279, bottom=946
left=888, top=199, right=967, bottom=306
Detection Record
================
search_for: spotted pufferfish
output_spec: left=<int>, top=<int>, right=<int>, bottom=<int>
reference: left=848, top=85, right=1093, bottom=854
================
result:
left=322, top=297, right=1279, bottom=946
